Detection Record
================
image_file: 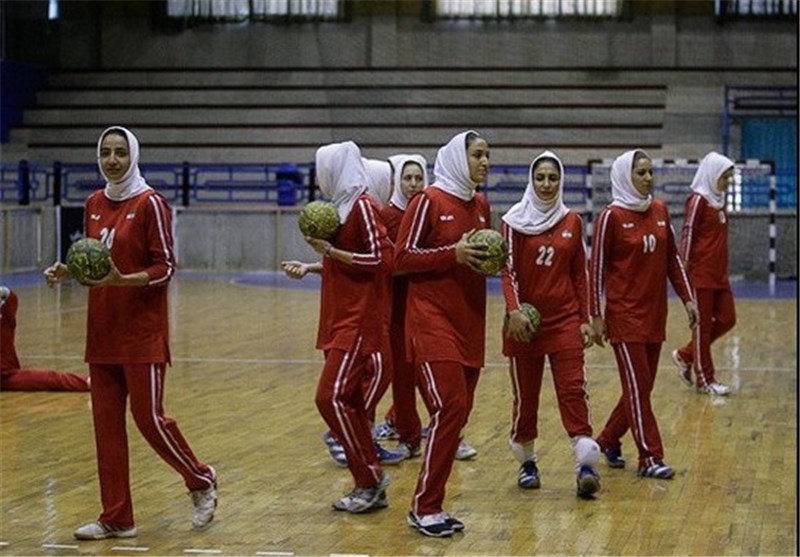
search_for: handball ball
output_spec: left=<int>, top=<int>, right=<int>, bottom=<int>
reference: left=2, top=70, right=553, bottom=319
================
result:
left=298, top=201, right=340, bottom=240
left=468, top=228, right=508, bottom=275
left=66, top=238, right=111, bottom=284
left=519, top=302, right=542, bottom=333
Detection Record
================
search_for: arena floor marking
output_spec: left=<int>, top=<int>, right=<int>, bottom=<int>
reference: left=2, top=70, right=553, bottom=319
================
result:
left=41, top=543, right=79, bottom=550
left=111, top=546, right=150, bottom=552
left=24, top=353, right=797, bottom=373
left=255, top=552, right=295, bottom=556
left=183, top=549, right=222, bottom=555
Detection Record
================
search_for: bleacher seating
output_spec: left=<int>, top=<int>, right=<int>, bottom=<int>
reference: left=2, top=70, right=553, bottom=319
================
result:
left=8, top=67, right=667, bottom=166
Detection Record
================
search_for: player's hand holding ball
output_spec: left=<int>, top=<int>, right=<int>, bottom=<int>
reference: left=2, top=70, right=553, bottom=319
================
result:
left=43, top=262, right=71, bottom=287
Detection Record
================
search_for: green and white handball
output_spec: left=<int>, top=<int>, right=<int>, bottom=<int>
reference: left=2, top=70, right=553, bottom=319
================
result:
left=66, top=238, right=111, bottom=284
left=298, top=201, right=340, bottom=240
left=519, top=302, right=542, bottom=333
left=467, top=228, right=509, bottom=275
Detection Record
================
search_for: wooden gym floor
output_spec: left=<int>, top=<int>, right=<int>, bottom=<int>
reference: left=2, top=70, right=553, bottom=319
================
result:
left=0, top=273, right=796, bottom=556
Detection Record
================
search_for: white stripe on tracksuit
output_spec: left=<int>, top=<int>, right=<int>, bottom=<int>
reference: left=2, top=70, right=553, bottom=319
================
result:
left=612, top=343, right=650, bottom=456
left=147, top=363, right=211, bottom=487
left=330, top=337, right=380, bottom=483
left=412, top=361, right=445, bottom=515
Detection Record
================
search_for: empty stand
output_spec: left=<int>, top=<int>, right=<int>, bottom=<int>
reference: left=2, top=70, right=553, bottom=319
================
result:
left=11, top=67, right=667, bottom=165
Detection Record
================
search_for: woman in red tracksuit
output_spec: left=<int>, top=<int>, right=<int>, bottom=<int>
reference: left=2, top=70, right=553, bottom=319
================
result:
left=44, top=126, right=216, bottom=540
left=500, top=150, right=600, bottom=498
left=394, top=130, right=491, bottom=537
left=305, top=141, right=394, bottom=514
left=1, top=287, right=90, bottom=392
left=671, top=152, right=737, bottom=396
left=590, top=149, right=698, bottom=479
left=379, top=154, right=429, bottom=459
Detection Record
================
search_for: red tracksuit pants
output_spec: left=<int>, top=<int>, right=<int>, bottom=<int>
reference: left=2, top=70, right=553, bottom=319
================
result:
left=363, top=334, right=393, bottom=425
left=677, top=287, right=736, bottom=388
left=596, top=342, right=666, bottom=469
left=384, top=318, right=431, bottom=448
left=316, top=339, right=383, bottom=488
left=412, top=361, right=479, bottom=516
left=89, top=363, right=214, bottom=528
left=1, top=368, right=89, bottom=391
left=508, top=348, right=593, bottom=443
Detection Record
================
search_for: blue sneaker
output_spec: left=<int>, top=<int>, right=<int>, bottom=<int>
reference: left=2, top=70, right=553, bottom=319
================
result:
left=407, top=511, right=454, bottom=538
left=637, top=462, right=675, bottom=479
left=322, top=432, right=347, bottom=467
left=444, top=513, right=465, bottom=532
left=602, top=447, right=625, bottom=469
left=373, top=420, right=398, bottom=440
left=374, top=442, right=405, bottom=465
left=576, top=465, right=601, bottom=498
left=518, top=459, right=540, bottom=489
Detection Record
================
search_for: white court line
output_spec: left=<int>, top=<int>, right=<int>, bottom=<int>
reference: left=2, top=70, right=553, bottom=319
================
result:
left=27, top=355, right=321, bottom=366
left=184, top=550, right=222, bottom=555
left=255, top=552, right=295, bottom=556
left=112, top=546, right=150, bottom=552
left=0, top=541, right=9, bottom=547
left=330, top=554, right=369, bottom=557
left=22, top=354, right=797, bottom=373
left=41, top=544, right=80, bottom=550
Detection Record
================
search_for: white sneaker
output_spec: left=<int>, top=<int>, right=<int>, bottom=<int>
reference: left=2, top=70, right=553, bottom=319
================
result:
left=190, top=466, right=218, bottom=530
left=699, top=382, right=732, bottom=396
left=396, top=442, right=422, bottom=460
left=74, top=521, right=137, bottom=540
left=455, top=440, right=477, bottom=460
left=671, top=350, right=693, bottom=387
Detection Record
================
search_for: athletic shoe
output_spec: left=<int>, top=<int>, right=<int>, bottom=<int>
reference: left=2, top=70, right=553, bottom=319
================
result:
left=322, top=432, right=348, bottom=467
left=395, top=442, right=422, bottom=460
left=602, top=447, right=626, bottom=468
left=698, top=382, right=732, bottom=396
left=373, top=419, right=398, bottom=440
left=332, top=472, right=390, bottom=513
left=637, top=462, right=675, bottom=479
left=444, top=513, right=465, bottom=532
left=322, top=431, right=338, bottom=448
left=518, top=459, right=541, bottom=489
left=74, top=521, right=137, bottom=540
left=190, top=465, right=217, bottom=530
left=375, top=442, right=406, bottom=465
left=421, top=426, right=430, bottom=438
left=576, top=465, right=601, bottom=498
left=455, top=440, right=478, bottom=460
left=407, top=511, right=454, bottom=538
left=671, top=350, right=693, bottom=387
left=332, top=488, right=389, bottom=512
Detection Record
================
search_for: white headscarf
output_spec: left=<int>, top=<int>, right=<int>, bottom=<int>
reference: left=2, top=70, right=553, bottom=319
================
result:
left=388, top=154, right=429, bottom=211
left=432, top=130, right=482, bottom=201
left=97, top=126, right=152, bottom=202
left=362, top=158, right=392, bottom=207
left=690, top=151, right=735, bottom=210
left=610, top=149, right=653, bottom=212
left=315, top=141, right=368, bottom=222
left=502, top=150, right=570, bottom=235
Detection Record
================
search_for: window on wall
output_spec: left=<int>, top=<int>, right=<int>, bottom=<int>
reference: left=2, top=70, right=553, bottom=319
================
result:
left=715, top=0, right=798, bottom=17
left=166, top=0, right=340, bottom=21
left=436, top=0, right=623, bottom=18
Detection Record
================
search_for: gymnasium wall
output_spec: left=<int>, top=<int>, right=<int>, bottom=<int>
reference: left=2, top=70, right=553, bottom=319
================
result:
left=0, top=1, right=796, bottom=278
left=1, top=205, right=795, bottom=281
left=38, top=2, right=796, bottom=70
